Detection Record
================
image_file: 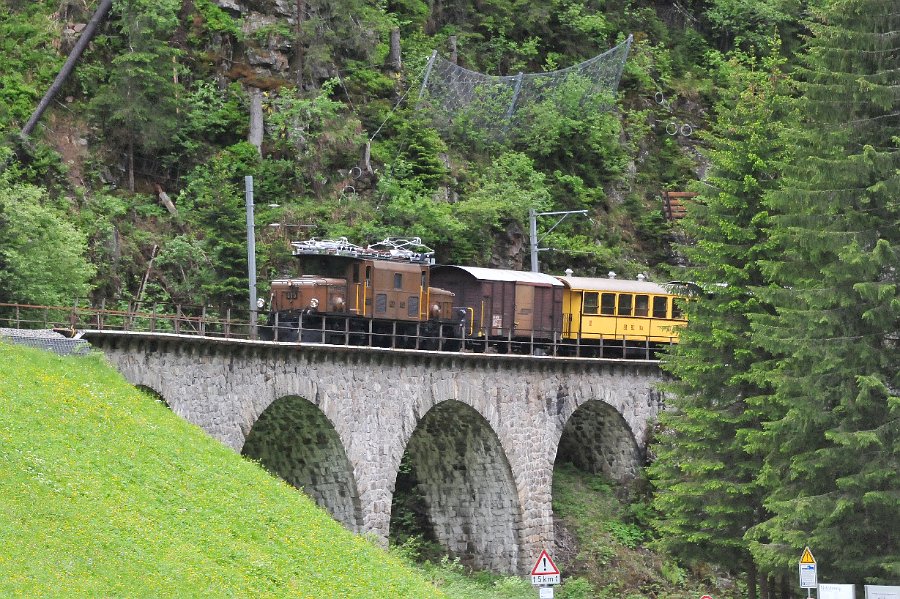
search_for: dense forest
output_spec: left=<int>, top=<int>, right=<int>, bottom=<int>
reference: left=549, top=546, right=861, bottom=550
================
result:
left=0, top=0, right=896, bottom=595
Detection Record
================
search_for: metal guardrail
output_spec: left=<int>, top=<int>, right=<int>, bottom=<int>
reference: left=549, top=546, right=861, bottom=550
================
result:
left=0, top=302, right=674, bottom=360
left=0, top=301, right=258, bottom=339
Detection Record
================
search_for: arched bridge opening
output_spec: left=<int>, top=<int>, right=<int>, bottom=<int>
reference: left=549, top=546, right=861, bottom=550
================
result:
left=556, top=400, right=642, bottom=480
left=390, top=400, right=523, bottom=573
left=135, top=385, right=170, bottom=409
left=241, top=395, right=363, bottom=533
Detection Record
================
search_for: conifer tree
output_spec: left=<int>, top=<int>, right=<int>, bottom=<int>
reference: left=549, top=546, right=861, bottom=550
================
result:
left=747, top=0, right=899, bottom=581
left=88, top=0, right=182, bottom=191
left=649, top=50, right=792, bottom=596
left=177, top=142, right=262, bottom=308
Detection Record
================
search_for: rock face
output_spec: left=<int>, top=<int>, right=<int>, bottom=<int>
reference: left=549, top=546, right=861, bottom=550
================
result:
left=488, top=221, right=528, bottom=270
left=217, top=0, right=298, bottom=78
left=90, top=332, right=667, bottom=574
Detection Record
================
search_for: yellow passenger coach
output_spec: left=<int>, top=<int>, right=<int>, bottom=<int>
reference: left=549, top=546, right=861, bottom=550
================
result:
left=557, top=274, right=686, bottom=357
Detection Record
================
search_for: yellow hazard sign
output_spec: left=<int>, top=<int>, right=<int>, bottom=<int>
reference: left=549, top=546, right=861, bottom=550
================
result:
left=800, top=547, right=816, bottom=564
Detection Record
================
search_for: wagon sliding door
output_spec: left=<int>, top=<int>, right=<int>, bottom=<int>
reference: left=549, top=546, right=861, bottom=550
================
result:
left=514, top=284, right=534, bottom=336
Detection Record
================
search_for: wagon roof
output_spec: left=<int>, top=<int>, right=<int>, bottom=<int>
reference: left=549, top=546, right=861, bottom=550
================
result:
left=556, top=276, right=672, bottom=294
left=435, top=265, right=563, bottom=286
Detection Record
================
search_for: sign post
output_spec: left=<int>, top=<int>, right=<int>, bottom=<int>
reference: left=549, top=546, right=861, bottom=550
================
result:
left=799, top=547, right=817, bottom=597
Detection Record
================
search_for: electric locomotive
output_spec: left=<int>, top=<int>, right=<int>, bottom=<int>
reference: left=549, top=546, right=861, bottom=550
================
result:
left=262, top=238, right=464, bottom=348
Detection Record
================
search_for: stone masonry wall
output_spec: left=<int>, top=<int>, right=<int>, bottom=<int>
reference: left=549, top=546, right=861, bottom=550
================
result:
left=89, top=332, right=666, bottom=573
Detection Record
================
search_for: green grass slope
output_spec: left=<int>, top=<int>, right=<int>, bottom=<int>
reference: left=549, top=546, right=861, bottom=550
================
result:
left=0, top=342, right=442, bottom=598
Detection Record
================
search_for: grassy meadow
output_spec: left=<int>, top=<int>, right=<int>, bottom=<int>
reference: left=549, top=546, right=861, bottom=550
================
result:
left=0, top=341, right=443, bottom=598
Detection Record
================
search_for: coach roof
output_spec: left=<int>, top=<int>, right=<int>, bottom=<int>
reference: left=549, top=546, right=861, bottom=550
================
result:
left=557, top=276, right=672, bottom=295
left=435, top=265, right=563, bottom=286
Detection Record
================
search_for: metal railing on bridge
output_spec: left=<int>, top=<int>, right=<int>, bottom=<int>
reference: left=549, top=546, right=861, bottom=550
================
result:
left=0, top=302, right=673, bottom=360
left=0, top=301, right=258, bottom=339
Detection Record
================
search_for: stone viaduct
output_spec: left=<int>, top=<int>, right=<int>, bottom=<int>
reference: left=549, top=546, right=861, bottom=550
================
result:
left=84, top=330, right=666, bottom=574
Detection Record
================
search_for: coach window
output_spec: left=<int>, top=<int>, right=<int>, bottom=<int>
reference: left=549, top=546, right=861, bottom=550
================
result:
left=617, top=293, right=633, bottom=316
left=600, top=293, right=616, bottom=315
left=583, top=292, right=599, bottom=314
left=394, top=273, right=403, bottom=289
left=635, top=294, right=649, bottom=317
left=653, top=296, right=668, bottom=318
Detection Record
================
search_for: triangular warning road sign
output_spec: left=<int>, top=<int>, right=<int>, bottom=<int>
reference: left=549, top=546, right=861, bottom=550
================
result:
left=531, top=550, right=560, bottom=576
left=799, top=547, right=816, bottom=565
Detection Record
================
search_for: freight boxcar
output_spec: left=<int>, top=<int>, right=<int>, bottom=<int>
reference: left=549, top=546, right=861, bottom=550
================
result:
left=430, top=265, right=563, bottom=352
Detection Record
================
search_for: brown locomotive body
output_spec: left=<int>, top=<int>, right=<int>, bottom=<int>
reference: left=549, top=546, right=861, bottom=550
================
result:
left=265, top=238, right=461, bottom=347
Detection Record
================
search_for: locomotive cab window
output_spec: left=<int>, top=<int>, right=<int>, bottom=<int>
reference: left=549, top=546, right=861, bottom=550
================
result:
left=617, top=294, right=633, bottom=316
left=600, top=293, right=616, bottom=315
left=394, top=273, right=403, bottom=289
left=583, top=292, right=599, bottom=314
left=635, top=294, right=649, bottom=317
left=653, top=296, right=668, bottom=318
left=365, top=266, right=372, bottom=287
left=352, top=264, right=360, bottom=283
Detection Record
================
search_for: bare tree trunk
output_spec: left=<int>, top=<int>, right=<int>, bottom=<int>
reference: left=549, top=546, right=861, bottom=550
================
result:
left=360, top=141, right=373, bottom=175
left=21, top=0, right=113, bottom=138
left=760, top=571, right=769, bottom=599
left=747, top=561, right=758, bottom=599
left=128, top=136, right=135, bottom=193
left=779, top=574, right=790, bottom=599
left=247, top=86, right=264, bottom=155
left=155, top=183, right=178, bottom=216
left=448, top=35, right=458, bottom=65
left=135, top=244, right=159, bottom=306
left=388, top=27, right=402, bottom=72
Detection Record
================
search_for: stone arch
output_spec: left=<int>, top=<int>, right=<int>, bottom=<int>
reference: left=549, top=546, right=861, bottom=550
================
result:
left=241, top=394, right=363, bottom=532
left=135, top=384, right=169, bottom=409
left=555, top=399, right=641, bottom=480
left=395, top=399, right=523, bottom=573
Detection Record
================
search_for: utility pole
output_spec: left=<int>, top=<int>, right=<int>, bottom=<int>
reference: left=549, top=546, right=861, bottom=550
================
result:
left=529, top=209, right=588, bottom=272
left=245, top=176, right=258, bottom=339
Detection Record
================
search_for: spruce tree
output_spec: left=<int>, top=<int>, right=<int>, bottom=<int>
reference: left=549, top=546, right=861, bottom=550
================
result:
left=747, top=0, right=899, bottom=581
left=649, top=50, right=792, bottom=595
left=88, top=0, right=182, bottom=191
